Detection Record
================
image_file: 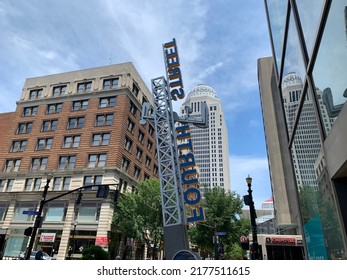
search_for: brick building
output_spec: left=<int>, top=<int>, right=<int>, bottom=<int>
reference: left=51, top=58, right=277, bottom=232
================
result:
left=0, top=63, right=158, bottom=260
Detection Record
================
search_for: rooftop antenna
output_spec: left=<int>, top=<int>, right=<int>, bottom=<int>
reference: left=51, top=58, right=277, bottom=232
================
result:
left=108, top=57, right=112, bottom=65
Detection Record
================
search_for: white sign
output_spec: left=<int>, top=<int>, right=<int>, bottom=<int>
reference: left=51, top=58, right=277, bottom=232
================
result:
left=40, top=233, right=56, bottom=242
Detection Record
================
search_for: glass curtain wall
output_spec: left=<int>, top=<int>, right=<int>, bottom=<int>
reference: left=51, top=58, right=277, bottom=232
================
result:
left=265, top=0, right=346, bottom=259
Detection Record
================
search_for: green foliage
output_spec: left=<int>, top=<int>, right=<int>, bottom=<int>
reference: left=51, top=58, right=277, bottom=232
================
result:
left=188, top=187, right=250, bottom=259
left=112, top=179, right=163, bottom=257
left=82, top=245, right=110, bottom=260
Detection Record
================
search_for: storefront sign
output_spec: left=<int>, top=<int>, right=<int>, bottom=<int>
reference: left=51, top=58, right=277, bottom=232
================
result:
left=39, top=233, right=56, bottom=242
left=95, top=236, right=108, bottom=246
left=266, top=237, right=296, bottom=245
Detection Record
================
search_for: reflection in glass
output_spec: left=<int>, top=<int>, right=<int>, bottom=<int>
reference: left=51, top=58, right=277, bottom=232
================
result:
left=313, top=2, right=347, bottom=136
left=290, top=88, right=345, bottom=259
left=296, top=0, right=325, bottom=57
left=266, top=0, right=288, bottom=73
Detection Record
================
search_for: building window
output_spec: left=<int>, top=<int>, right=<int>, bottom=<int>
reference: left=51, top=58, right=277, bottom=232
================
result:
left=138, top=130, right=144, bottom=144
left=121, top=157, right=130, bottom=171
left=59, top=155, right=76, bottom=169
left=29, top=88, right=43, bottom=100
left=47, top=103, right=62, bottom=114
left=11, top=140, right=27, bottom=152
left=129, top=101, right=137, bottom=116
left=132, top=83, right=139, bottom=97
left=77, top=81, right=92, bottom=93
left=42, top=119, right=58, bottom=132
left=62, top=177, right=71, bottom=190
left=33, top=178, right=42, bottom=191
left=103, top=78, right=119, bottom=90
left=63, top=135, right=81, bottom=148
left=147, top=140, right=153, bottom=152
left=96, top=114, right=113, bottom=126
left=124, top=136, right=133, bottom=152
left=92, top=132, right=110, bottom=146
left=136, top=147, right=143, bottom=161
left=23, top=106, right=38, bottom=117
left=53, top=177, right=61, bottom=191
left=68, top=117, right=85, bottom=129
left=77, top=202, right=101, bottom=222
left=0, top=180, right=5, bottom=192
left=53, top=85, right=67, bottom=97
left=0, top=179, right=15, bottom=192
left=126, top=118, right=135, bottom=133
left=72, top=100, right=89, bottom=111
left=148, top=124, right=154, bottom=136
left=13, top=202, right=36, bottom=221
left=134, top=165, right=141, bottom=179
left=145, top=156, right=151, bottom=168
left=88, top=153, right=107, bottom=168
left=153, top=165, right=158, bottom=176
left=44, top=202, right=67, bottom=222
left=99, top=96, right=116, bottom=108
left=144, top=173, right=150, bottom=180
left=36, top=137, right=53, bottom=150
left=84, top=175, right=103, bottom=186
left=24, top=178, right=33, bottom=191
left=17, top=122, right=33, bottom=134
left=5, top=159, right=21, bottom=172
left=31, top=157, right=48, bottom=171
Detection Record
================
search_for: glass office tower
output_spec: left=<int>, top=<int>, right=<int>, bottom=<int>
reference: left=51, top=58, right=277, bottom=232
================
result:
left=264, top=0, right=347, bottom=259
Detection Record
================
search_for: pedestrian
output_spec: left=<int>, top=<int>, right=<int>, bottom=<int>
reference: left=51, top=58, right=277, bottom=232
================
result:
left=35, top=248, right=44, bottom=260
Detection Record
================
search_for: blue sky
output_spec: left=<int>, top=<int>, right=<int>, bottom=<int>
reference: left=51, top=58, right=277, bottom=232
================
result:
left=0, top=0, right=273, bottom=208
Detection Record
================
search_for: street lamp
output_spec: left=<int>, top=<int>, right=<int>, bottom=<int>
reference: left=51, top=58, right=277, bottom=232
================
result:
left=25, top=174, right=53, bottom=260
left=68, top=221, right=78, bottom=260
left=245, top=175, right=259, bottom=260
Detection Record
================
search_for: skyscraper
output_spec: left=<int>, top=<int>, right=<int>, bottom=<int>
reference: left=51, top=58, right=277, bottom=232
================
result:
left=179, top=84, right=230, bottom=192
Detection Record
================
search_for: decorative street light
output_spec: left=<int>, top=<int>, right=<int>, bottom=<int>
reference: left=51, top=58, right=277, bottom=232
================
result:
left=25, top=174, right=53, bottom=260
left=245, top=175, right=259, bottom=260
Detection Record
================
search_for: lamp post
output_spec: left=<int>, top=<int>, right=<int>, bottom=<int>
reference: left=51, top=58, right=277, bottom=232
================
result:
left=25, top=174, right=53, bottom=260
left=69, top=221, right=78, bottom=260
left=246, top=175, right=259, bottom=260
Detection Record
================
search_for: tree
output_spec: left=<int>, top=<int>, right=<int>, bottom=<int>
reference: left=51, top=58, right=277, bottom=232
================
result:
left=82, top=245, right=110, bottom=260
left=112, top=178, right=163, bottom=259
left=188, top=187, right=250, bottom=259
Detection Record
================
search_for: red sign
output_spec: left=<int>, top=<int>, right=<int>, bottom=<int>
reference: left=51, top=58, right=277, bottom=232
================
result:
left=95, top=236, right=108, bottom=246
left=39, top=233, right=56, bottom=242
left=266, top=237, right=296, bottom=245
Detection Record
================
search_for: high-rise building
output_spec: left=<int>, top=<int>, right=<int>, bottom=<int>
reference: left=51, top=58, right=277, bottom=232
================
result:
left=0, top=63, right=158, bottom=260
left=179, top=84, right=230, bottom=192
left=260, top=0, right=347, bottom=260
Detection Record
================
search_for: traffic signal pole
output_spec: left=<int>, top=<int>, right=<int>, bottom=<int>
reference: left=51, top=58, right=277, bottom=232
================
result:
left=24, top=183, right=115, bottom=260
left=25, top=175, right=52, bottom=260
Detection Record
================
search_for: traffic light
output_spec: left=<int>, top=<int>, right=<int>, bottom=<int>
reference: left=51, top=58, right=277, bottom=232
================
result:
left=241, top=240, right=250, bottom=250
left=24, top=227, right=33, bottom=236
left=76, top=190, right=83, bottom=204
left=243, top=195, right=251, bottom=206
left=96, top=185, right=109, bottom=198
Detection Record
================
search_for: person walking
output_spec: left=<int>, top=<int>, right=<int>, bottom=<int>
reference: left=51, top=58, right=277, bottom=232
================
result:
left=35, top=248, right=44, bottom=260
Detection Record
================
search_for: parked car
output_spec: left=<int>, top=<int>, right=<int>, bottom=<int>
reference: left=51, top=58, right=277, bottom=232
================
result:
left=19, top=251, right=55, bottom=260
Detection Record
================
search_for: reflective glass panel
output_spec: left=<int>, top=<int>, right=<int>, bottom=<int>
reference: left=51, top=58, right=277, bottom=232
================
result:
left=291, top=88, right=345, bottom=259
left=266, top=0, right=288, bottom=73
left=282, top=13, right=306, bottom=138
left=296, top=0, right=325, bottom=57
left=312, top=2, right=347, bottom=137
